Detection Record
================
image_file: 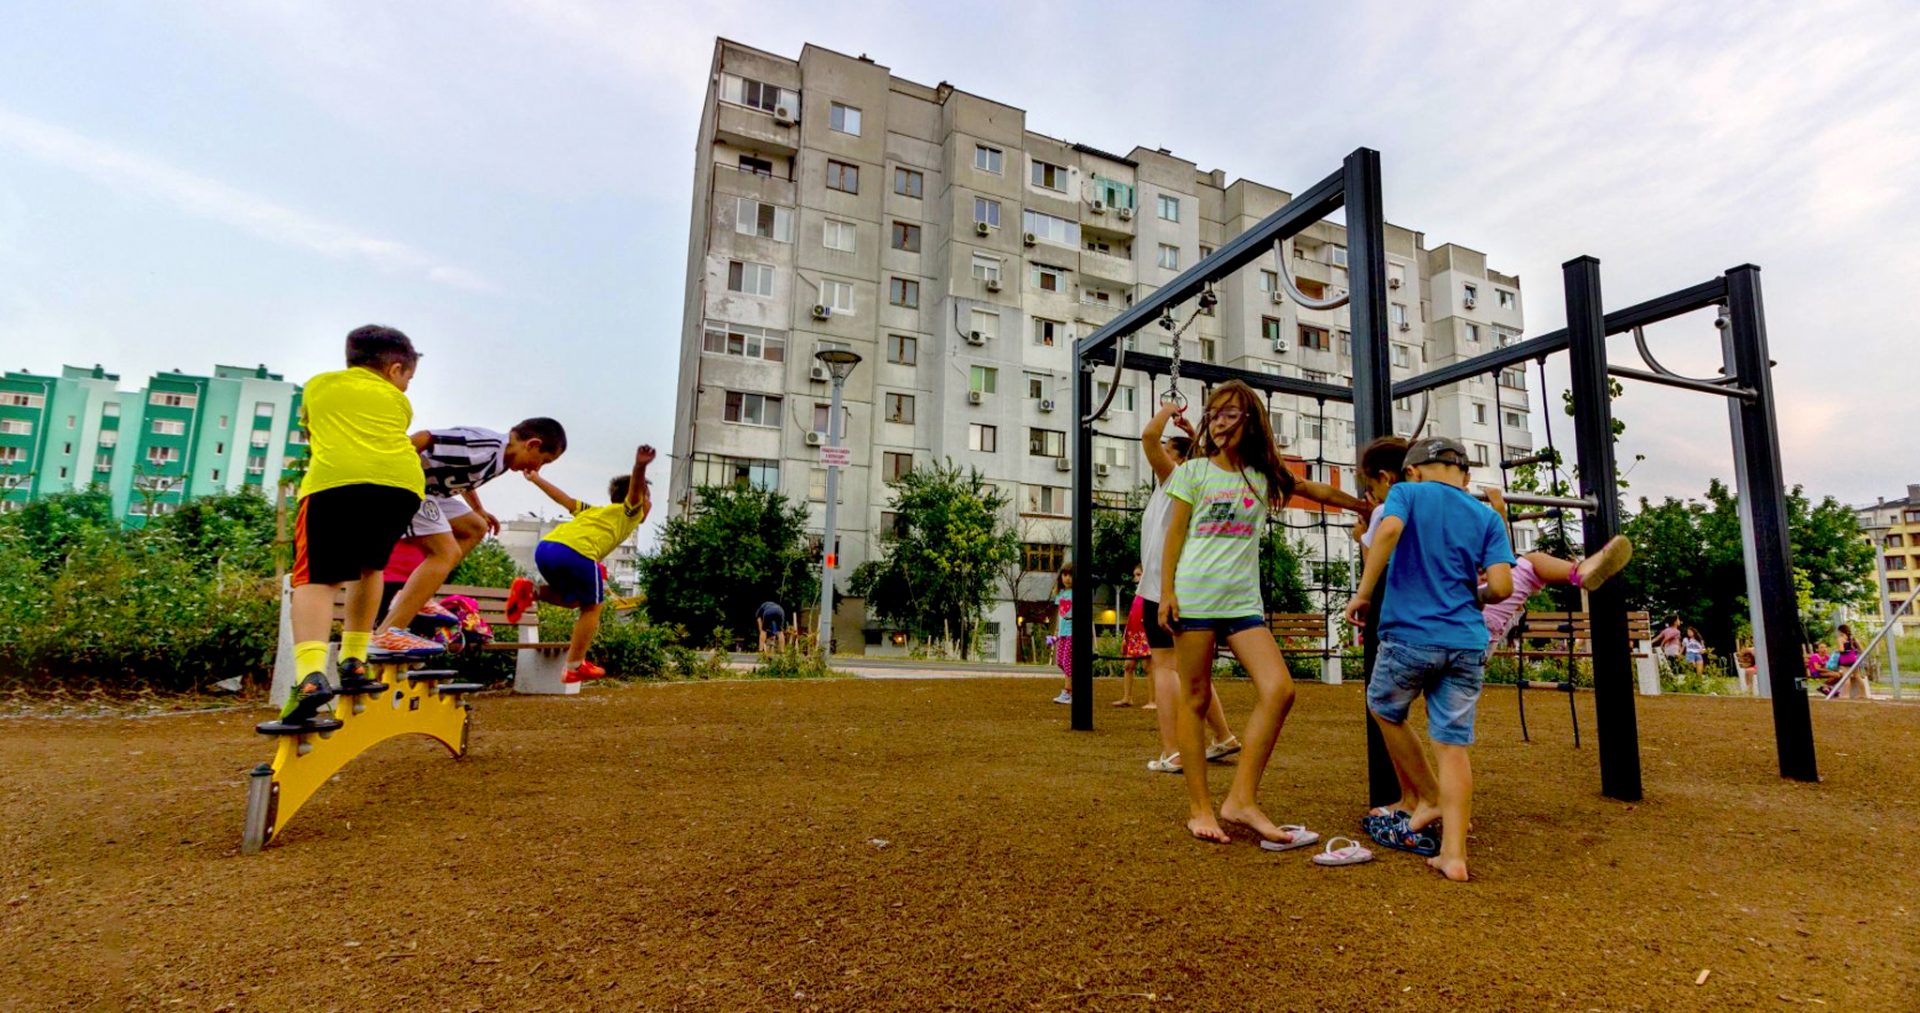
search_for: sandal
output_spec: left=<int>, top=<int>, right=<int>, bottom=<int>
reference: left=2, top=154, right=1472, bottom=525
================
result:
left=1257, top=825, right=1321, bottom=853
left=1367, top=814, right=1439, bottom=857
left=1205, top=735, right=1242, bottom=763
left=1146, top=752, right=1183, bottom=774
left=1312, top=837, right=1374, bottom=866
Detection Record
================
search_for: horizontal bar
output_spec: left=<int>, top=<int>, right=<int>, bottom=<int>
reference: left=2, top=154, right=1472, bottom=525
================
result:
left=1472, top=490, right=1598, bottom=510
left=1082, top=348, right=1352, bottom=403
left=1501, top=450, right=1559, bottom=470
left=1607, top=364, right=1756, bottom=401
left=1073, top=161, right=1352, bottom=361
left=1394, top=329, right=1569, bottom=400
left=1601, top=277, right=1729, bottom=336
left=1509, top=509, right=1565, bottom=522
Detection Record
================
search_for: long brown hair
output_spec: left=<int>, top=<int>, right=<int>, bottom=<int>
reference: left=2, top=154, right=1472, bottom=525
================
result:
left=1194, top=380, right=1296, bottom=510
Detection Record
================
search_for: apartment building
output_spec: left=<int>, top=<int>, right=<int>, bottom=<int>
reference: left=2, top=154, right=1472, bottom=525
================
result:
left=0, top=363, right=306, bottom=522
left=1854, top=486, right=1920, bottom=635
left=669, top=40, right=1534, bottom=660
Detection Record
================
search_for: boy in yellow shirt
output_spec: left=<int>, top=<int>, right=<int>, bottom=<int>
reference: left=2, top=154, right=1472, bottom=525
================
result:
left=506, top=444, right=655, bottom=682
left=280, top=325, right=430, bottom=724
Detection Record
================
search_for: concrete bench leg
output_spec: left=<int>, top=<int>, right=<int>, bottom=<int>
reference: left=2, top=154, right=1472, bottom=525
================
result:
left=512, top=624, right=578, bottom=695
left=269, top=575, right=338, bottom=708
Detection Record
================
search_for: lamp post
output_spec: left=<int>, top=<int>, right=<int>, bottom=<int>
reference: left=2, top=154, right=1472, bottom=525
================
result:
left=1865, top=521, right=1902, bottom=700
left=814, top=348, right=861, bottom=658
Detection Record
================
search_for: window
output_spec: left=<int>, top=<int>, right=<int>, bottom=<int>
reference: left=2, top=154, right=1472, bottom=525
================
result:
left=727, top=260, right=775, bottom=296
left=1465, top=323, right=1481, bottom=344
left=688, top=453, right=780, bottom=491
left=1504, top=411, right=1524, bottom=428
left=734, top=198, right=793, bottom=242
left=216, top=415, right=228, bottom=429
left=891, top=221, right=921, bottom=252
left=1023, top=542, right=1067, bottom=572
left=146, top=446, right=179, bottom=464
left=1882, top=533, right=1902, bottom=548
left=1390, top=303, right=1408, bottom=327
left=880, top=511, right=903, bottom=538
left=1091, top=176, right=1135, bottom=211
left=969, top=423, right=998, bottom=452
left=286, top=430, right=307, bottom=445
left=974, top=197, right=1001, bottom=228
left=1473, top=403, right=1488, bottom=425
left=1299, top=325, right=1331, bottom=351
left=1026, top=372, right=1051, bottom=399
left=151, top=419, right=185, bottom=436
left=807, top=469, right=846, bottom=504
left=250, top=431, right=271, bottom=447
left=1493, top=325, right=1521, bottom=347
left=1022, top=209, right=1078, bottom=246
left=720, top=75, right=796, bottom=114
left=1473, top=444, right=1491, bottom=466
left=101, top=402, right=119, bottom=417
left=1301, top=369, right=1333, bottom=385
left=828, top=102, right=861, bottom=135
left=1031, top=264, right=1064, bottom=292
left=0, top=446, right=20, bottom=462
left=823, top=279, right=856, bottom=313
left=1890, top=578, right=1911, bottom=594
left=885, top=392, right=916, bottom=424
left=823, top=219, right=857, bottom=252
left=1259, top=270, right=1278, bottom=293
left=1388, top=262, right=1406, bottom=288
left=1094, top=381, right=1136, bottom=413
left=1025, top=485, right=1069, bottom=516
left=1500, top=366, right=1527, bottom=388
left=150, top=391, right=197, bottom=408
left=974, top=145, right=1003, bottom=173
left=98, top=430, right=118, bottom=447
left=738, top=155, right=774, bottom=176
left=1259, top=363, right=1283, bottom=376
left=255, top=401, right=275, bottom=419
left=971, top=254, right=1001, bottom=283
left=887, top=334, right=918, bottom=365
left=0, top=419, right=29, bottom=435
left=1094, top=437, right=1129, bottom=467
left=969, top=366, right=998, bottom=394
left=703, top=321, right=788, bottom=362
left=826, top=160, right=859, bottom=193
left=1338, top=332, right=1352, bottom=357
left=893, top=167, right=923, bottom=198
left=970, top=309, right=999, bottom=340
left=1463, top=283, right=1479, bottom=305
left=722, top=392, right=783, bottom=427
left=1156, top=194, right=1181, bottom=221
left=1497, top=289, right=1516, bottom=309
left=95, top=454, right=112, bottom=471
left=1198, top=245, right=1214, bottom=260
left=1031, top=159, right=1067, bottom=190
left=1198, top=337, right=1216, bottom=362
left=888, top=277, right=919, bottom=308
left=214, top=442, right=224, bottom=454
left=1157, top=244, right=1180, bottom=270
left=66, top=415, right=76, bottom=429
left=1330, top=245, right=1348, bottom=268
left=1393, top=345, right=1412, bottom=368
left=1028, top=428, right=1066, bottom=458
left=884, top=452, right=914, bottom=481
left=2, top=392, right=43, bottom=408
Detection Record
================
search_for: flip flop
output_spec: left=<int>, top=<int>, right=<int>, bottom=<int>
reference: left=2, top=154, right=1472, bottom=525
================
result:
left=1367, top=814, right=1439, bottom=857
left=1258, top=825, right=1321, bottom=853
left=1313, top=837, right=1374, bottom=866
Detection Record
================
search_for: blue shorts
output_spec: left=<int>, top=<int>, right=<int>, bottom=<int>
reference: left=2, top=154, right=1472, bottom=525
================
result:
left=1367, top=637, right=1486, bottom=746
left=534, top=541, right=603, bottom=608
left=1177, top=615, right=1267, bottom=638
left=763, top=618, right=784, bottom=635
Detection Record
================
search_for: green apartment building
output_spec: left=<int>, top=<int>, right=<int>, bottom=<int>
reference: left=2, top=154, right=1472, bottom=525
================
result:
left=0, top=363, right=308, bottom=524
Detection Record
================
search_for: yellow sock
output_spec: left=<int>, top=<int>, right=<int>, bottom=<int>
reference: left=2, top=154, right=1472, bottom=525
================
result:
left=340, top=630, right=370, bottom=663
left=295, top=640, right=329, bottom=677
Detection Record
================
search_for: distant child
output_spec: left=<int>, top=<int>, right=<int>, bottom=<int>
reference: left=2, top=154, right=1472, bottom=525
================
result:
left=506, top=445, right=655, bottom=683
left=1736, top=644, right=1758, bottom=694
left=1051, top=563, right=1075, bottom=705
left=280, top=325, right=429, bottom=725
left=1345, top=437, right=1515, bottom=882
left=1683, top=627, right=1706, bottom=675
left=373, top=419, right=568, bottom=650
left=757, top=601, right=788, bottom=652
left=1114, top=563, right=1151, bottom=708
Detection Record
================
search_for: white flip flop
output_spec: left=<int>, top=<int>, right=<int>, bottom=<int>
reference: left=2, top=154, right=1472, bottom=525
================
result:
left=1258, top=825, right=1321, bottom=852
left=1312, top=837, right=1374, bottom=866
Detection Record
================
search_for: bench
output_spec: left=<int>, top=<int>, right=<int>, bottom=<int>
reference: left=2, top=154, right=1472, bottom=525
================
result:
left=269, top=578, right=580, bottom=706
left=1487, top=610, right=1659, bottom=694
left=1204, top=612, right=1349, bottom=684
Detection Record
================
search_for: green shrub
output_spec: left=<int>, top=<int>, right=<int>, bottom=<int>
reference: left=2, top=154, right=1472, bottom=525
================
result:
left=751, top=641, right=839, bottom=679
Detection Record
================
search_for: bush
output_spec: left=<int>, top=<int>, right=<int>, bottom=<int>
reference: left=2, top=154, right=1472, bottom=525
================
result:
left=751, top=641, right=838, bottom=679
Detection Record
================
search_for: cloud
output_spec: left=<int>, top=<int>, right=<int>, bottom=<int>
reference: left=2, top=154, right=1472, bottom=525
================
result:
left=0, top=104, right=492, bottom=292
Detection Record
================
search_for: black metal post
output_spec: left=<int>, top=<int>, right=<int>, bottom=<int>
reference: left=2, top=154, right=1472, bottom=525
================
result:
left=1724, top=265, right=1817, bottom=781
left=1562, top=256, right=1642, bottom=802
left=1342, top=149, right=1398, bottom=807
left=1070, top=362, right=1095, bottom=731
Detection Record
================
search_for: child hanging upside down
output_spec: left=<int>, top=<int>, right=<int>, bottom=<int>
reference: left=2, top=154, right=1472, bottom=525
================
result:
left=506, top=445, right=655, bottom=683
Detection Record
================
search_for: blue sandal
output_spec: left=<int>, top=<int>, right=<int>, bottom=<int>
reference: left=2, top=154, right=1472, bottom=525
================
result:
left=1367, top=814, right=1439, bottom=857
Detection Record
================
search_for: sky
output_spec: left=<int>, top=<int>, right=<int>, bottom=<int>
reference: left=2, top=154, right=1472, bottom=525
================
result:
left=3, top=0, right=1916, bottom=544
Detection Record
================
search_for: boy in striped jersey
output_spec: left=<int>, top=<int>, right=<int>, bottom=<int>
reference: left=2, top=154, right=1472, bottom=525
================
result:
left=371, top=418, right=566, bottom=651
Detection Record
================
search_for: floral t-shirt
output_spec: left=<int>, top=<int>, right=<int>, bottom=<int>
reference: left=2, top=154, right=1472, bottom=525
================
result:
left=1056, top=592, right=1073, bottom=637
left=1165, top=459, right=1269, bottom=619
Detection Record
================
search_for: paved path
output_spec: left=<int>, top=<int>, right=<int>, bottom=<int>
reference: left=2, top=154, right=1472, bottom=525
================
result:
left=727, top=654, right=1056, bottom=680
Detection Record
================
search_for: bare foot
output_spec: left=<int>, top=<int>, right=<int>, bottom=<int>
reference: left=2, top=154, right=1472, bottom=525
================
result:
left=1111, top=698, right=1133, bottom=708
left=1369, top=799, right=1414, bottom=819
left=1218, top=799, right=1295, bottom=845
left=1427, top=855, right=1470, bottom=882
left=1406, top=802, right=1445, bottom=833
left=1187, top=813, right=1230, bottom=844
left=1142, top=702, right=1157, bottom=711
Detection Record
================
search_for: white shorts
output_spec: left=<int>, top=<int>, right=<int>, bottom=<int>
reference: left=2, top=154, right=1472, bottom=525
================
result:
left=404, top=495, right=472, bottom=538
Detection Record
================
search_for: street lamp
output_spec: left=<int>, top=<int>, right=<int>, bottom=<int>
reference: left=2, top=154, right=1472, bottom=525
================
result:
left=1865, top=520, right=1902, bottom=700
left=814, top=348, right=861, bottom=657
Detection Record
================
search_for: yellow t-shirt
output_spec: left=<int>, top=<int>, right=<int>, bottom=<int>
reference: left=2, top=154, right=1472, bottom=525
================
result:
left=297, top=367, right=425, bottom=498
left=543, top=498, right=648, bottom=562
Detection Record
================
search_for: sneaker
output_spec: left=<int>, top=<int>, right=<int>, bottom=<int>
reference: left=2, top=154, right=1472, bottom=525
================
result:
left=1146, top=752, right=1183, bottom=774
left=413, top=601, right=459, bottom=627
left=1205, top=735, right=1243, bottom=763
left=1575, top=535, right=1634, bottom=591
left=505, top=577, right=535, bottom=624
left=371, top=627, right=445, bottom=658
left=562, top=659, right=607, bottom=684
left=1052, top=690, right=1072, bottom=705
left=333, top=657, right=387, bottom=695
left=278, top=671, right=336, bottom=723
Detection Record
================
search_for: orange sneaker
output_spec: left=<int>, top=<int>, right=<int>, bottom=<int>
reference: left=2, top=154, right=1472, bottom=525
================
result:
left=562, top=659, right=606, bottom=684
left=505, top=577, right=535, bottom=623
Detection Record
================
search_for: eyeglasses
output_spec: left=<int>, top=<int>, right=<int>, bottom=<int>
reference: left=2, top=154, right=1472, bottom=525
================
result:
left=1211, top=409, right=1245, bottom=422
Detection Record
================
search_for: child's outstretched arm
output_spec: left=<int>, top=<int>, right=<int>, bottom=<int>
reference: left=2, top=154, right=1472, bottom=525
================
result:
left=1295, top=479, right=1368, bottom=514
left=627, top=445, right=656, bottom=515
left=1343, top=515, right=1404, bottom=626
left=525, top=470, right=578, bottom=511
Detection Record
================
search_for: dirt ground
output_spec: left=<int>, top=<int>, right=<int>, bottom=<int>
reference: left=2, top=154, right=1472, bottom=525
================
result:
left=0, top=677, right=1913, bottom=1012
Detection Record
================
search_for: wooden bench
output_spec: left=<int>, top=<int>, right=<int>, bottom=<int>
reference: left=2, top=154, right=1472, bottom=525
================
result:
left=269, top=579, right=580, bottom=705
left=1206, top=612, right=1349, bottom=684
left=1488, top=610, right=1659, bottom=693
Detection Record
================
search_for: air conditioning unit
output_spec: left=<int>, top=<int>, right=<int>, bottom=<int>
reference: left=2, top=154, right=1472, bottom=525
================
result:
left=1116, top=206, right=1133, bottom=221
left=985, top=278, right=1002, bottom=292
left=811, top=304, right=832, bottom=321
left=804, top=431, right=825, bottom=447
left=1053, top=457, right=1073, bottom=472
left=773, top=106, right=795, bottom=126
left=1091, top=198, right=1107, bottom=214
left=975, top=221, right=991, bottom=236
left=966, top=330, right=986, bottom=346
left=1463, top=296, right=1477, bottom=309
left=1022, top=232, right=1036, bottom=247
left=1271, top=338, right=1290, bottom=354
left=1095, top=464, right=1111, bottom=477
left=808, top=364, right=831, bottom=382
left=1271, top=290, right=1286, bottom=304
left=1388, top=277, right=1402, bottom=289
left=1277, top=434, right=1293, bottom=447
left=968, top=390, right=985, bottom=405
left=1398, top=321, right=1412, bottom=332
left=1038, top=398, right=1056, bottom=413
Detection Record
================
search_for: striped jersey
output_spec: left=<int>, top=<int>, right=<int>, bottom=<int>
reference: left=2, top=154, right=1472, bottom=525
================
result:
left=420, top=426, right=508, bottom=498
left=1165, top=459, right=1268, bottom=619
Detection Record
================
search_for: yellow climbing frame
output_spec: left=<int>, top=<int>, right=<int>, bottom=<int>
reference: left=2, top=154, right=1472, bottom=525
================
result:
left=241, top=660, right=471, bottom=853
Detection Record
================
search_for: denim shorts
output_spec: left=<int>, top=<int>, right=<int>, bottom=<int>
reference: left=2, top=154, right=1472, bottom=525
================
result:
left=1177, top=615, right=1267, bottom=638
left=1367, top=637, right=1486, bottom=746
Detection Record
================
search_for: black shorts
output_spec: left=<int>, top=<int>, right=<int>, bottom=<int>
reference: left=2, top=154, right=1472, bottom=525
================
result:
left=1138, top=598, right=1175, bottom=650
left=292, top=484, right=422, bottom=587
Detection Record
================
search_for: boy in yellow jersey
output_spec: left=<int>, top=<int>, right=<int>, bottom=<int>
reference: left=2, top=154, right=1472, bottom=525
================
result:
left=280, top=325, right=431, bottom=724
left=506, top=444, right=655, bottom=682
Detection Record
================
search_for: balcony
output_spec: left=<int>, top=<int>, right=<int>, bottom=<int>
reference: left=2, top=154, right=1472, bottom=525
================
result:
left=1079, top=248, right=1135, bottom=287
left=714, top=102, right=799, bottom=157
left=713, top=161, right=797, bottom=205
left=1075, top=299, right=1121, bottom=329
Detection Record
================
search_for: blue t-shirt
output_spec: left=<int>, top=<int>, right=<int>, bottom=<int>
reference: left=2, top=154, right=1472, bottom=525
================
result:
left=1378, top=482, right=1515, bottom=651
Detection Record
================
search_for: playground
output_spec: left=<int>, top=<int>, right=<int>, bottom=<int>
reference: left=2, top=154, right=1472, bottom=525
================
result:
left=2, top=677, right=1912, bottom=1011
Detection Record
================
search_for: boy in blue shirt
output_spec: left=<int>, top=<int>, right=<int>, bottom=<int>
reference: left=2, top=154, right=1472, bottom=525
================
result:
left=1344, top=437, right=1513, bottom=882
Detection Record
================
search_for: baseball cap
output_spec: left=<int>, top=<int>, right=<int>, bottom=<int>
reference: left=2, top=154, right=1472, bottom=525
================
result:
left=1405, top=436, right=1470, bottom=468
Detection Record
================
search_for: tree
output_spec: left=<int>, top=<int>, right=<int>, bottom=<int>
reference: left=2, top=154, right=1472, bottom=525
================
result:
left=640, top=484, right=816, bottom=647
left=448, top=539, right=522, bottom=587
left=1261, top=527, right=1316, bottom=614
left=847, top=461, right=1019, bottom=659
left=3, top=489, right=114, bottom=572
left=147, top=488, right=279, bottom=574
